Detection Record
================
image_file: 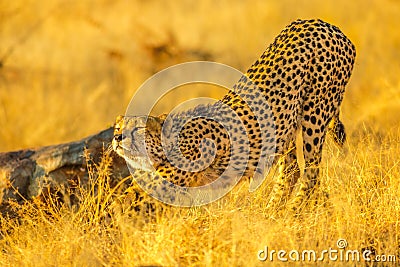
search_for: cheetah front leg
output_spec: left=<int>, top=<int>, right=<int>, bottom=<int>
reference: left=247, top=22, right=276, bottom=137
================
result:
left=266, top=140, right=300, bottom=209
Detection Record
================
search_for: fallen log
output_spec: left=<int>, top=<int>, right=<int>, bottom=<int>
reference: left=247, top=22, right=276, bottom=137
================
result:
left=0, top=126, right=130, bottom=204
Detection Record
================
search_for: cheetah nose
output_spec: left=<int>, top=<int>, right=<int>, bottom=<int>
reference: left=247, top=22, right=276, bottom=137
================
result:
left=115, top=134, right=122, bottom=142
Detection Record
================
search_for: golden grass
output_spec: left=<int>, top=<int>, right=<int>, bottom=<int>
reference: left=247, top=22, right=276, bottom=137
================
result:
left=1, top=0, right=400, bottom=266
left=0, top=133, right=399, bottom=266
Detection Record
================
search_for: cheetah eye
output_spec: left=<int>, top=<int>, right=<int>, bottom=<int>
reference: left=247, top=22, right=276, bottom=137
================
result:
left=131, top=126, right=146, bottom=135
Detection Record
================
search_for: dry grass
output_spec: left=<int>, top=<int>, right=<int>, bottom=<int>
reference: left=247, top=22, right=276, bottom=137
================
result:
left=0, top=0, right=400, bottom=266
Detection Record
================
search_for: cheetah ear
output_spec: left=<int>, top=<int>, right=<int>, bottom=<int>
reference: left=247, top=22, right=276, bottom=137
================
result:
left=158, top=113, right=168, bottom=121
left=145, top=116, right=163, bottom=132
left=114, top=115, right=124, bottom=126
left=158, top=113, right=173, bottom=137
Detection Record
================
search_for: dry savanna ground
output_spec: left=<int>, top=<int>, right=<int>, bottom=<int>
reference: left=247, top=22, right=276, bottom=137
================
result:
left=1, top=0, right=400, bottom=266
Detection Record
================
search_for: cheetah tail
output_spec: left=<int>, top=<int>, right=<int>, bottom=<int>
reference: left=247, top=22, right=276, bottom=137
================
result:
left=328, top=116, right=346, bottom=146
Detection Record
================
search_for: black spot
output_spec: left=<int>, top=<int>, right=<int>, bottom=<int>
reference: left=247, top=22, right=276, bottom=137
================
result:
left=311, top=116, right=317, bottom=124
left=305, top=143, right=312, bottom=152
left=307, top=128, right=313, bottom=136
left=313, top=137, right=319, bottom=145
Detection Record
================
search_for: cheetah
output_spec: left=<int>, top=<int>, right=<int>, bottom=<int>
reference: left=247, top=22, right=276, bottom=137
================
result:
left=113, top=19, right=356, bottom=210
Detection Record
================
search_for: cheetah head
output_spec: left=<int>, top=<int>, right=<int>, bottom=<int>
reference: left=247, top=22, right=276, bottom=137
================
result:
left=112, top=115, right=168, bottom=171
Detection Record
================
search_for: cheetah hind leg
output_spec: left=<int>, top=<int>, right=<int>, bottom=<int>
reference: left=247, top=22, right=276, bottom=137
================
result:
left=266, top=142, right=300, bottom=210
left=288, top=115, right=345, bottom=212
left=328, top=115, right=346, bottom=146
left=288, top=119, right=328, bottom=212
